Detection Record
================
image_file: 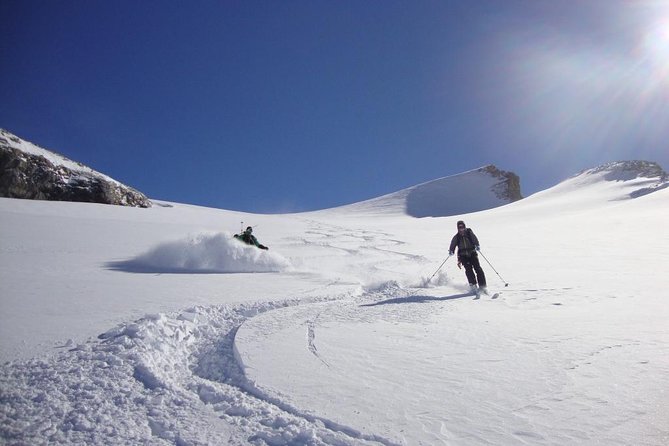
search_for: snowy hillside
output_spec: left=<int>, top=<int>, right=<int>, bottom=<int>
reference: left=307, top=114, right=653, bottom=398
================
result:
left=331, top=165, right=521, bottom=217
left=1, top=162, right=668, bottom=445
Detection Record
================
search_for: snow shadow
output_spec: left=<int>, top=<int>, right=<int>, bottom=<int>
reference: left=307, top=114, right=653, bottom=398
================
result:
left=405, top=175, right=502, bottom=218
left=360, top=292, right=472, bottom=307
left=106, top=232, right=292, bottom=274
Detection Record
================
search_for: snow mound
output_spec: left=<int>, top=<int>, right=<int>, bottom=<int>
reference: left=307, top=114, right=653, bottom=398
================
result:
left=415, top=271, right=450, bottom=288
left=2, top=297, right=375, bottom=445
left=362, top=280, right=405, bottom=294
left=330, top=165, right=521, bottom=217
left=107, top=232, right=292, bottom=273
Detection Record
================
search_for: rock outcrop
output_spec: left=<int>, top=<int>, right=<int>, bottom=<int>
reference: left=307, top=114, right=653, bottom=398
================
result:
left=576, top=161, right=668, bottom=198
left=0, top=129, right=151, bottom=207
left=480, top=165, right=523, bottom=203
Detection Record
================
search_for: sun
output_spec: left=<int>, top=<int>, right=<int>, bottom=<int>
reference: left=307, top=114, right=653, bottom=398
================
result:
left=642, top=20, right=669, bottom=64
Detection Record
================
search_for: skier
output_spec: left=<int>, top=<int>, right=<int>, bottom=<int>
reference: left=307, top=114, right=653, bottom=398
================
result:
left=234, top=226, right=269, bottom=250
left=448, top=220, right=487, bottom=293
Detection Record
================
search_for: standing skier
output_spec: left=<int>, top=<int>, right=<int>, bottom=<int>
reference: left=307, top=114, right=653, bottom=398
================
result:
left=449, top=220, right=487, bottom=293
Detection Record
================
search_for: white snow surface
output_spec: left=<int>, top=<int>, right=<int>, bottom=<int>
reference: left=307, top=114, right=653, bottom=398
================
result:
left=1, top=164, right=668, bottom=445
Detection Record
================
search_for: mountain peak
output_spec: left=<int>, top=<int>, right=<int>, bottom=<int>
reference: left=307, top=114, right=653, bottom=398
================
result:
left=581, top=160, right=666, bottom=180
left=575, top=160, right=668, bottom=198
left=0, top=129, right=151, bottom=207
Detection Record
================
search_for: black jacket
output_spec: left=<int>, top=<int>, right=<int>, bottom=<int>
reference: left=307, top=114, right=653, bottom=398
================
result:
left=449, top=228, right=479, bottom=259
left=234, top=231, right=268, bottom=250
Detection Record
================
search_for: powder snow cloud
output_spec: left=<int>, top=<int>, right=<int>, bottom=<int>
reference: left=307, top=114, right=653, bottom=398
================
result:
left=107, top=232, right=292, bottom=274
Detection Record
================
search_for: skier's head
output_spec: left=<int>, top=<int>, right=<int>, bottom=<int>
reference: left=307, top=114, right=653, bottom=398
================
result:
left=245, top=226, right=253, bottom=234
left=457, top=220, right=466, bottom=231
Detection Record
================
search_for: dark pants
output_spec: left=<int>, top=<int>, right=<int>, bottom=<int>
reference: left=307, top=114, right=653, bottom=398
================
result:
left=461, top=255, right=486, bottom=287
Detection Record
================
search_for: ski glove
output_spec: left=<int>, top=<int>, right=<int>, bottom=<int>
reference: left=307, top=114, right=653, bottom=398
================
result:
left=448, top=251, right=454, bottom=256
left=475, top=246, right=481, bottom=251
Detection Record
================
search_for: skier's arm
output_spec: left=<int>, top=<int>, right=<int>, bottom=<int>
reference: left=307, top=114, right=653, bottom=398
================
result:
left=449, top=235, right=458, bottom=255
left=250, top=235, right=269, bottom=250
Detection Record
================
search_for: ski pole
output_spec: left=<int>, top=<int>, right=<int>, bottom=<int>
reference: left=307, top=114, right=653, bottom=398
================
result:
left=427, top=254, right=452, bottom=282
left=241, top=222, right=260, bottom=231
left=478, top=250, right=509, bottom=287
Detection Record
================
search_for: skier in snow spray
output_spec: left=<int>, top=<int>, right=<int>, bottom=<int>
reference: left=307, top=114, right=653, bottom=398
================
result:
left=449, top=220, right=487, bottom=293
left=234, top=226, right=269, bottom=250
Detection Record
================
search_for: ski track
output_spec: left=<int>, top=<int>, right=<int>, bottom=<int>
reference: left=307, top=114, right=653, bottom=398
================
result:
left=0, top=289, right=407, bottom=446
left=0, top=219, right=432, bottom=445
left=0, top=280, right=478, bottom=445
left=307, top=313, right=331, bottom=369
left=2, top=281, right=667, bottom=445
left=2, top=213, right=666, bottom=445
left=233, top=283, right=668, bottom=446
left=292, top=220, right=420, bottom=263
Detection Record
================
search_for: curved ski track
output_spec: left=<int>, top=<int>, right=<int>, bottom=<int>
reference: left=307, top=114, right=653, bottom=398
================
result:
left=0, top=286, right=415, bottom=446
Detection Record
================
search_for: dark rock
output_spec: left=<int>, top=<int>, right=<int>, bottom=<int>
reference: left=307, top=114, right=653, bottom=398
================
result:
left=480, top=165, right=523, bottom=202
left=0, top=129, right=151, bottom=207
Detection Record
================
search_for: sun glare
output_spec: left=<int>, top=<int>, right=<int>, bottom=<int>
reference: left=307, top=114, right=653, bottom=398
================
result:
left=642, top=20, right=669, bottom=65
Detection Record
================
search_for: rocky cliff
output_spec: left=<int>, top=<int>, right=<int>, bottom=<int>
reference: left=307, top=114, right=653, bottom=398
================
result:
left=0, top=129, right=151, bottom=208
left=479, top=165, right=523, bottom=203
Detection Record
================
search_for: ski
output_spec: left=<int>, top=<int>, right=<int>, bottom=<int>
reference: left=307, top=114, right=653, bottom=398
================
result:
left=472, top=287, right=501, bottom=300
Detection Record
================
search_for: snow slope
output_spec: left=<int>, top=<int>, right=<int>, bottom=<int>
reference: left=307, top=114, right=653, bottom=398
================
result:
left=330, top=166, right=517, bottom=217
left=1, top=162, right=668, bottom=445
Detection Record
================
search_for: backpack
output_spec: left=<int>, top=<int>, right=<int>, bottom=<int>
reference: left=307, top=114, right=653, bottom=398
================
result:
left=458, top=229, right=477, bottom=256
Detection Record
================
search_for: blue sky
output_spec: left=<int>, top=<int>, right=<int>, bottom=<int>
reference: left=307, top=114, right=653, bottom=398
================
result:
left=2, top=1, right=668, bottom=212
